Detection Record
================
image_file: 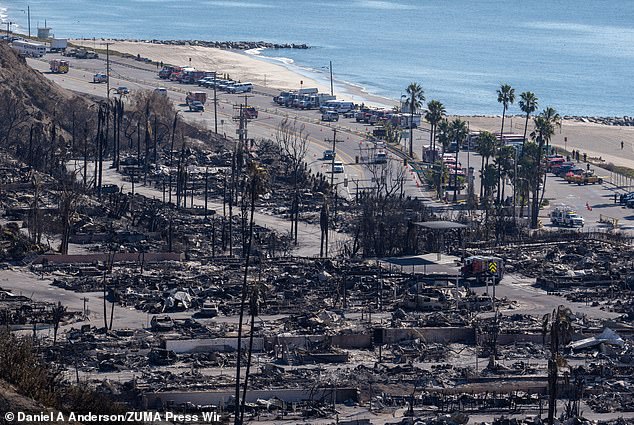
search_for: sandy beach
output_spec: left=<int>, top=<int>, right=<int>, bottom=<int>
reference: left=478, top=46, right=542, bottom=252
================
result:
left=71, top=39, right=634, bottom=170
left=71, top=40, right=396, bottom=108
left=460, top=115, right=634, bottom=170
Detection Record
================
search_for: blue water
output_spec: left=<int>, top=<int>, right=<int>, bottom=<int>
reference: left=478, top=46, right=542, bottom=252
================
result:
left=3, top=0, right=634, bottom=116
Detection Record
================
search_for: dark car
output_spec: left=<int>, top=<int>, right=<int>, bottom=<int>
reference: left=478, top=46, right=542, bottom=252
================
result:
left=554, top=164, right=577, bottom=177
left=323, top=150, right=336, bottom=160
left=189, top=101, right=204, bottom=112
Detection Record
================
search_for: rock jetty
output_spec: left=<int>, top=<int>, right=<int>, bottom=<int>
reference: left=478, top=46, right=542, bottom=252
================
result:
left=564, top=116, right=634, bottom=126
left=79, top=38, right=309, bottom=50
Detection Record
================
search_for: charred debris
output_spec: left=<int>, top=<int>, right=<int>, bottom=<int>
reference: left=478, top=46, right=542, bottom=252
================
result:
left=2, top=43, right=634, bottom=424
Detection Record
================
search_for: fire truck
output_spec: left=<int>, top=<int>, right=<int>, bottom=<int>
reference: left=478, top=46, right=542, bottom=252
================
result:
left=461, top=256, right=504, bottom=285
left=49, top=59, right=69, bottom=74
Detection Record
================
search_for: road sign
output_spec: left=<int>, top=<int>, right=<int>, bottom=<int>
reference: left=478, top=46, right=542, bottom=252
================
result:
left=488, top=262, right=497, bottom=274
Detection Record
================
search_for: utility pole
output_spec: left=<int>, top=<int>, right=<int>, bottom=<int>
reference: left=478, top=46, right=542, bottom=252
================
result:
left=27, top=7, right=31, bottom=38
left=213, top=72, right=218, bottom=134
left=325, top=128, right=343, bottom=189
left=102, top=42, right=113, bottom=100
left=324, top=128, right=343, bottom=256
left=329, top=61, right=334, bottom=96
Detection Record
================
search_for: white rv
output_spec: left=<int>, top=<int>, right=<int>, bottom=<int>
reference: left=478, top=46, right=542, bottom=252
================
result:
left=11, top=40, right=46, bottom=58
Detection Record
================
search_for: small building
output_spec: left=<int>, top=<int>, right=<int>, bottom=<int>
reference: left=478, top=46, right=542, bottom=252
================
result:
left=37, top=27, right=52, bottom=39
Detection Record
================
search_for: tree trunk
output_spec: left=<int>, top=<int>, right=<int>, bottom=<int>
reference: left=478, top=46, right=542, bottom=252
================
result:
left=498, top=109, right=506, bottom=204
left=235, top=178, right=257, bottom=425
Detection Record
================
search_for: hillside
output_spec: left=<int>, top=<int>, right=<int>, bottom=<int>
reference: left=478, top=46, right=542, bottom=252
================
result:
left=0, top=41, right=96, bottom=123
left=0, top=379, right=62, bottom=425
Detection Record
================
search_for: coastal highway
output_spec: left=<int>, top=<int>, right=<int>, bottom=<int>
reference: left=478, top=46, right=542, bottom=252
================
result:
left=25, top=55, right=429, bottom=257
left=27, top=54, right=426, bottom=200
left=28, top=54, right=634, bottom=234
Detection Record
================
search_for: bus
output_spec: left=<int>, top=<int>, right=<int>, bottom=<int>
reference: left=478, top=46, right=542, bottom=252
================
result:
left=11, top=40, right=46, bottom=58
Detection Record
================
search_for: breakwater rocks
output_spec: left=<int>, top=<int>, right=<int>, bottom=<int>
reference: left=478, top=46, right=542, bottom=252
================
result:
left=565, top=116, right=634, bottom=126
left=78, top=38, right=309, bottom=50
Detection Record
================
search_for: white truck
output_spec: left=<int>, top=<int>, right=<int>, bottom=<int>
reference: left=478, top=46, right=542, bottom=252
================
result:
left=550, top=207, right=585, bottom=228
left=49, top=38, right=68, bottom=52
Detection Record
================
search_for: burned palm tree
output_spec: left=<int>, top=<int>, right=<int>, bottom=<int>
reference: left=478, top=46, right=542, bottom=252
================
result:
left=234, top=161, right=268, bottom=425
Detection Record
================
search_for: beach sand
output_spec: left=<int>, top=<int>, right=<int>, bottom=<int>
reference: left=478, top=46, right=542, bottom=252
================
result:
left=72, top=40, right=634, bottom=170
left=71, top=40, right=396, bottom=108
left=458, top=115, right=634, bottom=169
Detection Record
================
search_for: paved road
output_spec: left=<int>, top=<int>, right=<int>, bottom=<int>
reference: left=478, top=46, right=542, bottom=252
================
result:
left=29, top=54, right=634, bottom=236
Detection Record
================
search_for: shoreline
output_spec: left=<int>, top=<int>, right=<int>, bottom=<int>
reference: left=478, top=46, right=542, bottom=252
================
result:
left=61, top=39, right=634, bottom=123
left=38, top=36, right=634, bottom=170
left=71, top=39, right=396, bottom=109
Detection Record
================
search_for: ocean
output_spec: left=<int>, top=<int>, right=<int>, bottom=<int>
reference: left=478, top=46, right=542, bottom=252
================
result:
left=3, top=0, right=633, bottom=116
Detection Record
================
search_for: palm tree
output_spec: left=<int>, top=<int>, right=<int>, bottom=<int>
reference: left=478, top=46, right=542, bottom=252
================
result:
left=518, top=91, right=538, bottom=146
left=477, top=131, right=497, bottom=200
left=518, top=141, right=540, bottom=219
left=529, top=107, right=561, bottom=228
left=494, top=145, right=516, bottom=203
left=449, top=118, right=469, bottom=201
left=435, top=119, right=451, bottom=199
left=482, top=163, right=498, bottom=223
left=496, top=84, right=515, bottom=203
left=404, top=82, right=425, bottom=158
left=235, top=161, right=268, bottom=425
left=240, top=277, right=267, bottom=425
left=424, top=100, right=445, bottom=161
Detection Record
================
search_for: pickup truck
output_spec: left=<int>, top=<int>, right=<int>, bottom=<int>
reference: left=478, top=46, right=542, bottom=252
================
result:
left=565, top=171, right=603, bottom=185
left=243, top=107, right=258, bottom=119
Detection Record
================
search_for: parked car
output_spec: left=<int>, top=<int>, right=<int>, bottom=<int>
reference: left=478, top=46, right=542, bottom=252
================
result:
left=189, top=101, right=205, bottom=112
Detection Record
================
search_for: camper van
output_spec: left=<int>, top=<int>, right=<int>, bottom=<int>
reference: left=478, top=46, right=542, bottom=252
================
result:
left=11, top=40, right=46, bottom=57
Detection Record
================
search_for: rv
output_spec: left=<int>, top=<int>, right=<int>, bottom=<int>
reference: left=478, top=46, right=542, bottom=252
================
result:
left=11, top=40, right=46, bottom=58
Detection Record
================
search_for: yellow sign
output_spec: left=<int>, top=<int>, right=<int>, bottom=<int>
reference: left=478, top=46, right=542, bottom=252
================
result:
left=488, top=262, right=497, bottom=274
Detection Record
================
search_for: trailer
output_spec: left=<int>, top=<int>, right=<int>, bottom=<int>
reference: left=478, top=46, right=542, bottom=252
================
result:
left=49, top=38, right=68, bottom=52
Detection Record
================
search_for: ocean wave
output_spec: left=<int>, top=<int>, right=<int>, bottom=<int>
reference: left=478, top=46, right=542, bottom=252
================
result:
left=263, top=55, right=295, bottom=65
left=244, top=47, right=264, bottom=56
left=203, top=1, right=276, bottom=8
left=353, top=0, right=415, bottom=10
left=522, top=20, right=634, bottom=35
